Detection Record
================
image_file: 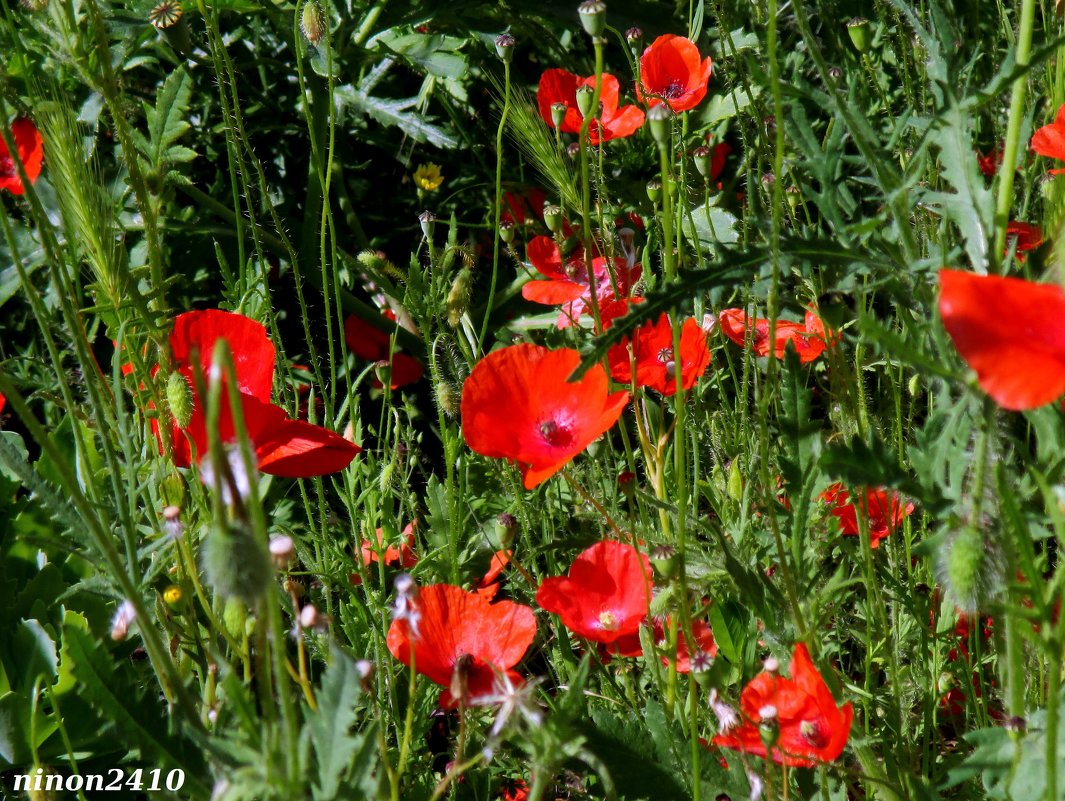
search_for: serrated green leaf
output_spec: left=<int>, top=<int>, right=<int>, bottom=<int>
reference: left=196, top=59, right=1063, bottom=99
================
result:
left=308, top=649, right=373, bottom=799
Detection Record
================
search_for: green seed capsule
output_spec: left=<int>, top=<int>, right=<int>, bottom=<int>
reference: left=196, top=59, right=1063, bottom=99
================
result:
left=847, top=18, right=871, bottom=54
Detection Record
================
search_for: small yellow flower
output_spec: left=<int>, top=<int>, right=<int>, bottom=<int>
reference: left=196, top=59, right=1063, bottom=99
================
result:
left=413, top=163, right=444, bottom=192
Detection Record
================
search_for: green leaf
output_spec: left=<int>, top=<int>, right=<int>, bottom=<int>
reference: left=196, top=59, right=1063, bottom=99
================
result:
left=336, top=67, right=459, bottom=150
left=145, top=67, right=196, bottom=169
left=308, top=649, right=375, bottom=799
left=685, top=205, right=739, bottom=248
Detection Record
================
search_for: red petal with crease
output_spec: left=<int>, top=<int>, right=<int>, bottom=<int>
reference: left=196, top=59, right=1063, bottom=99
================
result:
left=522, top=280, right=586, bottom=304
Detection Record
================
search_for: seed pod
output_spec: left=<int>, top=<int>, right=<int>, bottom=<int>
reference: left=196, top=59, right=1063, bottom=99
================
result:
left=418, top=210, right=437, bottom=241
left=575, top=84, right=596, bottom=118
left=300, top=0, right=326, bottom=44
left=167, top=371, right=194, bottom=428
left=646, top=179, right=662, bottom=203
left=447, top=267, right=473, bottom=328
left=495, top=33, right=515, bottom=62
left=551, top=102, right=568, bottom=129
left=625, top=26, right=643, bottom=54
left=577, top=0, right=607, bottom=37
left=543, top=204, right=563, bottom=234
left=847, top=18, right=871, bottom=54
left=499, top=219, right=516, bottom=244
left=692, top=145, right=711, bottom=179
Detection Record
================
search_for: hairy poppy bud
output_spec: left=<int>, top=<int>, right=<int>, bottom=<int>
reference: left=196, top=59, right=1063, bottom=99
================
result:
left=284, top=577, right=305, bottom=597
left=167, top=371, right=193, bottom=428
left=499, top=219, right=516, bottom=244
left=551, top=102, right=568, bottom=129
left=436, top=381, right=461, bottom=417
left=939, top=526, right=997, bottom=614
left=495, top=33, right=515, bottom=62
left=543, top=204, right=563, bottom=234
left=575, top=84, right=596, bottom=118
left=418, top=210, right=437, bottom=241
left=204, top=520, right=271, bottom=604
left=300, top=0, right=326, bottom=44
left=577, top=0, right=607, bottom=37
left=847, top=18, right=871, bottom=54
left=647, top=104, right=672, bottom=147
left=646, top=179, right=662, bottom=203
left=692, top=145, right=711, bottom=178
left=447, top=267, right=473, bottom=328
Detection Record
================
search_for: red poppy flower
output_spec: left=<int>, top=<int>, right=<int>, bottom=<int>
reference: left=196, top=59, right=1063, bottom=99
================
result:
left=500, top=779, right=530, bottom=801
left=976, top=145, right=1003, bottom=178
left=462, top=344, right=628, bottom=488
left=0, top=118, right=44, bottom=195
left=819, top=483, right=914, bottom=548
left=386, top=584, right=536, bottom=707
left=521, top=236, right=640, bottom=330
left=711, top=643, right=853, bottom=768
left=664, top=618, right=719, bottom=673
left=0, top=393, right=5, bottom=415
left=344, top=312, right=423, bottom=389
left=938, top=269, right=1065, bottom=409
left=1006, top=221, right=1042, bottom=262
left=607, top=313, right=710, bottom=395
left=718, top=308, right=829, bottom=363
left=362, top=523, right=418, bottom=569
left=502, top=188, right=548, bottom=226
left=1031, top=103, right=1065, bottom=174
left=537, top=69, right=645, bottom=144
left=536, top=540, right=652, bottom=646
left=162, top=310, right=358, bottom=476
left=638, top=35, right=713, bottom=113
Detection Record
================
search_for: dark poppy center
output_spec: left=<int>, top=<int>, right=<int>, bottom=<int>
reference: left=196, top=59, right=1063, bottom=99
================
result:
left=0, top=153, right=14, bottom=178
left=539, top=418, right=575, bottom=448
left=800, top=719, right=829, bottom=748
left=662, top=79, right=687, bottom=99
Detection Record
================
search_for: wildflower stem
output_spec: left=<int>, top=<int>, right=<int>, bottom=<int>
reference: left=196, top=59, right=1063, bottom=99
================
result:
left=480, top=59, right=512, bottom=348
left=577, top=37, right=607, bottom=336
left=992, top=0, right=1036, bottom=270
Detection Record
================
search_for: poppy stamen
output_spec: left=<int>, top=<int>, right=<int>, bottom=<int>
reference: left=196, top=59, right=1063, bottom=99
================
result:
left=539, top=418, right=574, bottom=448
left=598, top=610, right=619, bottom=631
left=663, top=79, right=686, bottom=98
left=800, top=719, right=829, bottom=748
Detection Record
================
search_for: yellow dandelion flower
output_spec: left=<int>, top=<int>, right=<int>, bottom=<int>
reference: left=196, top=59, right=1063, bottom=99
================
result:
left=414, top=163, right=444, bottom=192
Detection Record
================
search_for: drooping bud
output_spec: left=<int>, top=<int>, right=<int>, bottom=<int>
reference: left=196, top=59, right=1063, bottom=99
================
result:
left=577, top=0, right=607, bottom=37
left=543, top=204, right=563, bottom=234
left=646, top=103, right=672, bottom=147
left=166, top=371, right=194, bottom=428
left=575, top=84, right=596, bottom=118
left=646, top=179, right=662, bottom=203
left=203, top=519, right=271, bottom=604
left=693, top=145, right=712, bottom=179
left=418, top=210, right=437, bottom=241
left=495, top=33, right=515, bottom=63
left=447, top=267, right=473, bottom=328
left=551, top=102, right=568, bottom=129
left=847, top=17, right=871, bottom=54
left=300, top=0, right=326, bottom=45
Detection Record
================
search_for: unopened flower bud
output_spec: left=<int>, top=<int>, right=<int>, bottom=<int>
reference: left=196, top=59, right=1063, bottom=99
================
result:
left=269, top=534, right=296, bottom=569
left=693, top=145, right=712, bottom=178
left=761, top=171, right=775, bottom=187
left=646, top=179, right=662, bottom=203
left=576, top=84, right=596, bottom=118
left=495, top=33, right=515, bottom=62
left=786, top=185, right=801, bottom=208
left=577, top=0, right=607, bottom=37
left=499, top=219, right=516, bottom=244
left=447, top=267, right=473, bottom=328
left=847, top=17, right=871, bottom=54
left=300, top=0, right=326, bottom=44
left=646, top=104, right=672, bottom=147
left=551, top=102, right=568, bottom=129
left=618, top=470, right=636, bottom=498
left=418, top=210, right=436, bottom=241
left=436, top=381, right=461, bottom=417
left=543, top=204, right=563, bottom=234
left=284, top=577, right=305, bottom=597
left=167, top=371, right=193, bottom=428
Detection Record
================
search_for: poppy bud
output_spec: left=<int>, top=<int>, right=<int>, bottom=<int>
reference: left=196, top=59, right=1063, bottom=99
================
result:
left=646, top=103, right=672, bottom=147
left=575, top=84, right=596, bottom=118
left=300, top=0, right=326, bottom=44
left=847, top=17, right=871, bottom=54
left=162, top=583, right=187, bottom=612
left=577, top=0, right=607, bottom=37
left=269, top=534, right=296, bottom=569
left=543, top=203, right=563, bottom=234
left=499, top=219, right=516, bottom=244
left=551, top=102, right=568, bottom=129
left=646, top=179, right=662, bottom=203
left=939, top=525, right=997, bottom=614
left=204, top=519, right=271, bottom=604
left=727, top=460, right=743, bottom=501
left=625, top=26, right=643, bottom=53
left=436, top=381, right=461, bottom=417
left=786, top=185, right=801, bottom=209
left=418, top=210, right=437, bottom=242
left=167, top=371, right=194, bottom=428
left=693, top=145, right=712, bottom=178
left=908, top=373, right=920, bottom=396
left=761, top=171, right=775, bottom=187
left=447, top=267, right=472, bottom=328
left=495, top=33, right=515, bottom=63
left=495, top=513, right=518, bottom=547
